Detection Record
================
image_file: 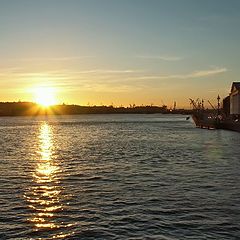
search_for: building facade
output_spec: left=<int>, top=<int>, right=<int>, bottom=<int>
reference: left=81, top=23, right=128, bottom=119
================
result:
left=230, top=82, right=240, bottom=115
left=223, top=95, right=230, bottom=116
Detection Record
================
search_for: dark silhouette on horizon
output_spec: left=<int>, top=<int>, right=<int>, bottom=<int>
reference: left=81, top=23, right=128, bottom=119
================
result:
left=0, top=102, right=192, bottom=116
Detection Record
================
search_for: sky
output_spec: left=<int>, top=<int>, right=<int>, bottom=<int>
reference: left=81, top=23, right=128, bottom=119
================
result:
left=0, top=0, right=240, bottom=108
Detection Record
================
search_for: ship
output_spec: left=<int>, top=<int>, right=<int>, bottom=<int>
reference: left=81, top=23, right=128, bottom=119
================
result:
left=191, top=109, right=240, bottom=132
left=190, top=82, right=240, bottom=133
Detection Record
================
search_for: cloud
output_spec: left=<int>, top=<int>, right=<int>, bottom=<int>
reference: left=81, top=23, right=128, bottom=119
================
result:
left=137, top=55, right=183, bottom=61
left=0, top=66, right=228, bottom=94
left=189, top=67, right=227, bottom=78
left=0, top=67, right=139, bottom=78
left=0, top=67, right=143, bottom=92
left=5, top=56, right=95, bottom=62
left=63, top=69, right=138, bottom=74
left=128, top=67, right=227, bottom=80
left=0, top=66, right=227, bottom=82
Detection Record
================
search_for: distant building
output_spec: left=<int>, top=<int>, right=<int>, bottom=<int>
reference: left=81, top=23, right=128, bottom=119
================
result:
left=230, top=82, right=240, bottom=115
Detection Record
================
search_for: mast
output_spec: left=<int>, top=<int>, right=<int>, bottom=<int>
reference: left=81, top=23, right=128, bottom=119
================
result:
left=217, top=95, right=221, bottom=115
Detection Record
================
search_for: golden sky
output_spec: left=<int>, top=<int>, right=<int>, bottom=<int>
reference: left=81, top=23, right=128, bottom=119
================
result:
left=1, top=0, right=239, bottom=108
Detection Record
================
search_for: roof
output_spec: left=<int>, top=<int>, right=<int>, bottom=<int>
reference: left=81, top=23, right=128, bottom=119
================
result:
left=231, top=82, right=240, bottom=92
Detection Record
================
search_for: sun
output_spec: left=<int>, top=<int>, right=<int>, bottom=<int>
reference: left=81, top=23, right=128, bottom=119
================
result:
left=34, top=87, right=57, bottom=107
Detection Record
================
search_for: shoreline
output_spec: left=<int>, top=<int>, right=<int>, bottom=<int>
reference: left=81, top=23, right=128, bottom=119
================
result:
left=0, top=102, right=192, bottom=117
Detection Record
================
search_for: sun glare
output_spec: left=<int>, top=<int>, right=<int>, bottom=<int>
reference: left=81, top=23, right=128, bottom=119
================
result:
left=34, top=87, right=57, bottom=107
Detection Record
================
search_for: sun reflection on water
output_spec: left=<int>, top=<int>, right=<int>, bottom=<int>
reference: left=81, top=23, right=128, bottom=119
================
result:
left=24, top=122, right=74, bottom=237
left=38, top=122, right=53, bottom=161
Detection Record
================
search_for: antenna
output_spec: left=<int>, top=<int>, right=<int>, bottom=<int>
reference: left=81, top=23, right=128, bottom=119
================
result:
left=217, top=95, right=221, bottom=115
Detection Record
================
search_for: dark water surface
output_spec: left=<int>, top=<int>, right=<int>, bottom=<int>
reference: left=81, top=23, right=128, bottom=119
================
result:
left=0, top=114, right=239, bottom=239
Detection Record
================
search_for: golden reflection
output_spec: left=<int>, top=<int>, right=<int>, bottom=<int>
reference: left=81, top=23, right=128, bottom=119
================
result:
left=24, top=122, right=73, bottom=236
left=38, top=122, right=53, bottom=160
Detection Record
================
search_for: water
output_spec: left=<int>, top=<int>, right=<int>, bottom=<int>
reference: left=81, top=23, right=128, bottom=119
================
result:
left=0, top=114, right=239, bottom=239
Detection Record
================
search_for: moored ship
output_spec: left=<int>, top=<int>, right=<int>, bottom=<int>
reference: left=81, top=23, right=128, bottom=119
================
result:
left=191, top=82, right=240, bottom=132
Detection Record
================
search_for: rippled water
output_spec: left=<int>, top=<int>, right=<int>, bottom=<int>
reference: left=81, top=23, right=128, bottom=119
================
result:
left=0, top=114, right=240, bottom=239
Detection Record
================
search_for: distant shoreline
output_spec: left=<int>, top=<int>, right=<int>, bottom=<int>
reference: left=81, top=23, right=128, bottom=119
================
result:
left=0, top=102, right=192, bottom=117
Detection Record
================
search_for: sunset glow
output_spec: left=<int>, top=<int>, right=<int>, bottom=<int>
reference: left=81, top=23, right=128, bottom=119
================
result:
left=33, top=87, right=57, bottom=107
left=0, top=1, right=240, bottom=107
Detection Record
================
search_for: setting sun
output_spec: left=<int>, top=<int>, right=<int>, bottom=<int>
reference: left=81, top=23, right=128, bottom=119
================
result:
left=33, top=87, right=57, bottom=107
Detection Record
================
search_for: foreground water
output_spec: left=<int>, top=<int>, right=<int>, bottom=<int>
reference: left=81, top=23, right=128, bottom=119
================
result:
left=0, top=114, right=239, bottom=239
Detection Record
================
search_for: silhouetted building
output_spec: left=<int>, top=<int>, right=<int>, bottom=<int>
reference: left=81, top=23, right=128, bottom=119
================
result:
left=223, top=96, right=230, bottom=117
left=230, top=82, right=240, bottom=115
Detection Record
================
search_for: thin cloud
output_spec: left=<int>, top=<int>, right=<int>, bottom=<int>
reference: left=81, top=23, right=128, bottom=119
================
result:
left=189, top=67, right=227, bottom=78
left=0, top=68, right=139, bottom=77
left=137, top=55, right=184, bottom=61
left=60, top=69, right=139, bottom=74
left=0, top=67, right=228, bottom=94
left=6, top=56, right=95, bottom=62
left=0, top=66, right=227, bottom=82
left=0, top=68, right=142, bottom=90
left=128, top=67, right=227, bottom=80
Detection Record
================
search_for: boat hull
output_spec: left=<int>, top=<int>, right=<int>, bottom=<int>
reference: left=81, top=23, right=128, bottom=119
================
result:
left=192, top=114, right=240, bottom=132
left=218, top=121, right=240, bottom=132
left=192, top=114, right=217, bottom=129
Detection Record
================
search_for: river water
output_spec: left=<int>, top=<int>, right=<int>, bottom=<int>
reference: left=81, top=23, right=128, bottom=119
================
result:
left=0, top=114, right=239, bottom=239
